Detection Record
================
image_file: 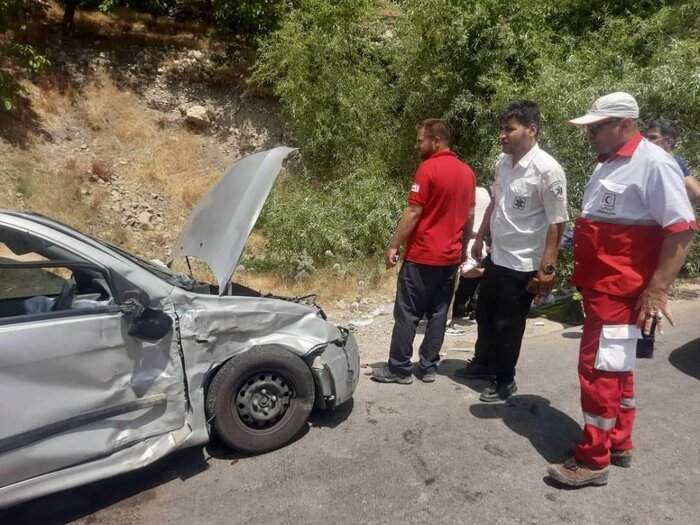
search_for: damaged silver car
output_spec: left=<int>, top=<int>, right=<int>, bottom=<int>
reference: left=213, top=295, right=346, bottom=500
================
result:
left=0, top=147, right=359, bottom=508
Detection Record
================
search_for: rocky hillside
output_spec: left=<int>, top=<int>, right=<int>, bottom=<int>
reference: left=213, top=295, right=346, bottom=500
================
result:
left=1, top=8, right=286, bottom=263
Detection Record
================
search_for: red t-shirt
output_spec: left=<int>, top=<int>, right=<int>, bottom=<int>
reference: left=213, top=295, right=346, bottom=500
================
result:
left=405, top=151, right=476, bottom=266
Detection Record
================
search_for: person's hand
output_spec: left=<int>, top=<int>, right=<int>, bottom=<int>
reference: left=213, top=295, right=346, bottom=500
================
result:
left=536, top=269, right=556, bottom=297
left=471, top=237, right=484, bottom=262
left=634, top=286, right=673, bottom=335
left=386, top=247, right=400, bottom=270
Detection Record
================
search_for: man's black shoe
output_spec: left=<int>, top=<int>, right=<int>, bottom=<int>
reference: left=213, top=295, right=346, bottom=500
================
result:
left=455, top=359, right=496, bottom=380
left=371, top=364, right=413, bottom=384
left=453, top=305, right=467, bottom=319
left=415, top=367, right=437, bottom=383
left=479, top=380, right=517, bottom=402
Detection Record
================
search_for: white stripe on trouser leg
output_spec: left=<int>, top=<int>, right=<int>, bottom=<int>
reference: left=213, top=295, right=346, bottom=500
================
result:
left=583, top=412, right=617, bottom=430
left=620, top=397, right=635, bottom=409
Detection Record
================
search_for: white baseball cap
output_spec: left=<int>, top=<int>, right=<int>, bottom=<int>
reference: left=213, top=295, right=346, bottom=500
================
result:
left=568, top=92, right=639, bottom=125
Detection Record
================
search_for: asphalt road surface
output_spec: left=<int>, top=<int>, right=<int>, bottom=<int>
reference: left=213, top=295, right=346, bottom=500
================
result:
left=3, top=300, right=699, bottom=525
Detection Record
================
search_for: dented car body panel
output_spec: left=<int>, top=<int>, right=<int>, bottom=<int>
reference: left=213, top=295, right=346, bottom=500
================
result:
left=0, top=148, right=359, bottom=508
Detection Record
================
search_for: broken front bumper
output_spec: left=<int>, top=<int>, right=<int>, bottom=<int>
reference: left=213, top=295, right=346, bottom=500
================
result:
left=310, top=329, right=360, bottom=409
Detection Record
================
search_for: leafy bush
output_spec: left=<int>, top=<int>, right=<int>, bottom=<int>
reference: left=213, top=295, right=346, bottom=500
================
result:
left=214, top=0, right=294, bottom=38
left=254, top=0, right=700, bottom=272
left=260, top=161, right=405, bottom=269
left=253, top=0, right=395, bottom=178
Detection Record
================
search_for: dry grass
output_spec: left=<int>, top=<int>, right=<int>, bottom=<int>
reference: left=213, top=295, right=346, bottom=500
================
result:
left=237, top=261, right=398, bottom=307
left=33, top=73, right=223, bottom=208
left=79, top=79, right=159, bottom=144
left=0, top=153, right=91, bottom=227
left=167, top=253, right=397, bottom=307
left=90, top=159, right=113, bottom=181
left=42, top=3, right=215, bottom=48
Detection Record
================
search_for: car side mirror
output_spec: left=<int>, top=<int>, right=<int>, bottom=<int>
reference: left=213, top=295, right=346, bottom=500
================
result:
left=120, top=290, right=173, bottom=342
left=127, top=307, right=173, bottom=342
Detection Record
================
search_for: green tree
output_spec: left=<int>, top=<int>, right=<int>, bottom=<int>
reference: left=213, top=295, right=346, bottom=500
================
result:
left=0, top=0, right=49, bottom=110
left=214, top=0, right=293, bottom=37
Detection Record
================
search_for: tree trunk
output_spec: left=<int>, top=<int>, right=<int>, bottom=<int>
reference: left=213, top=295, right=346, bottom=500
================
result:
left=62, top=0, right=79, bottom=34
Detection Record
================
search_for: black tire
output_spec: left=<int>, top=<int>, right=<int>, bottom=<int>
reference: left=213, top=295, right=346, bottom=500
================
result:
left=205, top=346, right=315, bottom=453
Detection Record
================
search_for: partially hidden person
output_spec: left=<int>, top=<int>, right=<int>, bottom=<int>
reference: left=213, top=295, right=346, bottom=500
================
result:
left=447, top=186, right=492, bottom=331
left=645, top=118, right=700, bottom=205
left=637, top=118, right=700, bottom=358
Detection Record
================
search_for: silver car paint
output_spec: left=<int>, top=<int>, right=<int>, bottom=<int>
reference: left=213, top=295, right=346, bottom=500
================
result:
left=0, top=149, right=359, bottom=508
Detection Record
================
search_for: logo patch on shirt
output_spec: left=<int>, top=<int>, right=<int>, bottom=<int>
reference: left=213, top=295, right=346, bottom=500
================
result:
left=548, top=181, right=564, bottom=201
left=513, top=196, right=527, bottom=211
left=599, top=192, right=617, bottom=215
left=411, top=183, right=421, bottom=193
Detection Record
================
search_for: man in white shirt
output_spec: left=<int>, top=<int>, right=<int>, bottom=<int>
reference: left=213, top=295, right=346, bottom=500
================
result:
left=455, top=100, right=569, bottom=402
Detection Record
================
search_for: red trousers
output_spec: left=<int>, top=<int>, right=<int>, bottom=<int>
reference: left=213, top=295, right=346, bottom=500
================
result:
left=575, top=289, right=637, bottom=468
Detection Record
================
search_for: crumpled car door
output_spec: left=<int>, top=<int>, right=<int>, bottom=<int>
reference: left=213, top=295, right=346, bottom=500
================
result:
left=0, top=305, right=187, bottom=489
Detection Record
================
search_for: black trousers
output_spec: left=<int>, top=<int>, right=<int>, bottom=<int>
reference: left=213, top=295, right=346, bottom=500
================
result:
left=389, top=261, right=458, bottom=375
left=473, top=257, right=536, bottom=382
left=452, top=275, right=480, bottom=318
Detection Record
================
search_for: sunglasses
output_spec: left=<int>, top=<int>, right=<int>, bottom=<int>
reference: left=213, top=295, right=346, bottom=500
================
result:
left=585, top=118, right=621, bottom=136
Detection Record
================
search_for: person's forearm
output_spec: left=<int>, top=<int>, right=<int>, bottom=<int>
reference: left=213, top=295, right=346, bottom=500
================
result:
left=540, top=222, right=566, bottom=268
left=684, top=175, right=700, bottom=206
left=462, top=207, right=475, bottom=248
left=389, top=205, right=422, bottom=249
left=647, top=229, right=695, bottom=292
left=475, top=201, right=494, bottom=241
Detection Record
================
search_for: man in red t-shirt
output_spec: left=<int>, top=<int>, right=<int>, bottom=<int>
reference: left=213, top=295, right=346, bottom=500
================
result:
left=372, top=119, right=476, bottom=384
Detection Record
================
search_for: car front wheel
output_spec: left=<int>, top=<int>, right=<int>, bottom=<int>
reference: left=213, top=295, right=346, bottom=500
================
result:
left=205, top=346, right=315, bottom=453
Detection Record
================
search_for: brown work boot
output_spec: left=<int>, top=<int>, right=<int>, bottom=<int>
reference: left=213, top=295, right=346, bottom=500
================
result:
left=547, top=457, right=609, bottom=487
left=610, top=448, right=634, bottom=468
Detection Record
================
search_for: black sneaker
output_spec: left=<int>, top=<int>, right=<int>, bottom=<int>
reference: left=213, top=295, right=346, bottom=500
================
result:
left=455, top=359, right=496, bottom=380
left=371, top=365, right=413, bottom=384
left=415, top=368, right=437, bottom=383
left=453, top=306, right=467, bottom=319
left=479, top=380, right=517, bottom=402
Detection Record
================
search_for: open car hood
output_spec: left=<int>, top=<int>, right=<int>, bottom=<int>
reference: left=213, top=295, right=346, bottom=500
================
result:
left=169, top=147, right=296, bottom=295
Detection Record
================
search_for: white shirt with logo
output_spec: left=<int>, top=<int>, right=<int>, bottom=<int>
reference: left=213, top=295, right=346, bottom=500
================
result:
left=580, top=140, right=690, bottom=227
left=490, top=144, right=569, bottom=272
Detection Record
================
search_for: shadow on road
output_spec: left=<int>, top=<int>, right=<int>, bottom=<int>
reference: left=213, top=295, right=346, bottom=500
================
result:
left=668, top=337, right=700, bottom=380
left=438, top=358, right=491, bottom=393
left=0, top=446, right=210, bottom=525
left=309, top=398, right=354, bottom=429
left=561, top=331, right=583, bottom=339
left=469, top=394, right=582, bottom=463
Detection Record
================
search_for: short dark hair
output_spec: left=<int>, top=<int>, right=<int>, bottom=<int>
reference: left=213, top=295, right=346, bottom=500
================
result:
left=419, top=118, right=451, bottom=146
left=647, top=118, right=680, bottom=143
left=499, top=100, right=541, bottom=134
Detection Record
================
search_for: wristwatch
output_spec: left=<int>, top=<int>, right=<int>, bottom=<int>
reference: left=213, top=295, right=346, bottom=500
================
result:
left=542, top=263, right=556, bottom=275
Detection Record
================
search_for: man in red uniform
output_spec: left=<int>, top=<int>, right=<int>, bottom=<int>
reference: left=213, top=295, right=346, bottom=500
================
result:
left=547, top=92, right=697, bottom=487
left=372, top=119, right=476, bottom=384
